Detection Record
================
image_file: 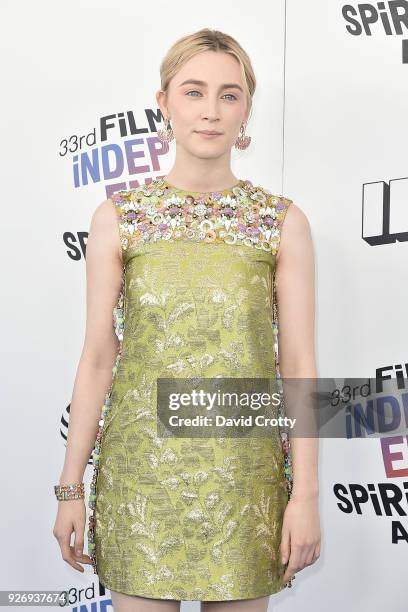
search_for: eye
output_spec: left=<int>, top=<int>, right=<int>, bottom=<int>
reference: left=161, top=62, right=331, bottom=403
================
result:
left=185, top=90, right=237, bottom=101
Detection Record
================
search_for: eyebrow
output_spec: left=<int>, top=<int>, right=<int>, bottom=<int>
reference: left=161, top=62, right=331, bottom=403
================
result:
left=178, top=79, right=244, bottom=93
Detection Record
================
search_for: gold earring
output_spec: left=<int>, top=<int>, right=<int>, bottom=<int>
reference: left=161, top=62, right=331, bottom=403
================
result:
left=157, top=116, right=174, bottom=143
left=234, top=122, right=251, bottom=150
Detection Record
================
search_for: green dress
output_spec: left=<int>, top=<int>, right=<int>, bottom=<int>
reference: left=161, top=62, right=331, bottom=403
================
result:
left=87, top=177, right=294, bottom=601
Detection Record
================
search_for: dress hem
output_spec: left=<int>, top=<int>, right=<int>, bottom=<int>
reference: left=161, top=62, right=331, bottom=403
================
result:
left=98, top=576, right=287, bottom=601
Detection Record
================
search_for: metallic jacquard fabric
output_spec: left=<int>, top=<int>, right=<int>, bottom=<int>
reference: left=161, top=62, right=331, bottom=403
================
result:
left=87, top=177, right=294, bottom=600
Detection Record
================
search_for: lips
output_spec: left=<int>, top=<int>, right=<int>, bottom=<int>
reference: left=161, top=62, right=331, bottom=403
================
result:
left=196, top=130, right=223, bottom=135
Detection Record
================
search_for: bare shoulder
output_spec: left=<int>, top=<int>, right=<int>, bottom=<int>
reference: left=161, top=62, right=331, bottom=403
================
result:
left=87, top=197, right=122, bottom=262
left=277, top=198, right=313, bottom=262
left=90, top=197, right=119, bottom=226
left=284, top=200, right=311, bottom=236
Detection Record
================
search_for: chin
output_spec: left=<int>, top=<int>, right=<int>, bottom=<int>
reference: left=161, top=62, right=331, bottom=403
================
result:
left=190, top=142, right=227, bottom=156
left=194, top=150, right=225, bottom=161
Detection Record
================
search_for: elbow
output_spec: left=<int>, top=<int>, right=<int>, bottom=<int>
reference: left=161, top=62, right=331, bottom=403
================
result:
left=80, top=341, right=120, bottom=371
left=279, top=353, right=317, bottom=378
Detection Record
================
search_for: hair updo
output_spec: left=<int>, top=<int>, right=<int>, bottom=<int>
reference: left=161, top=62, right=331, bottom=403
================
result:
left=159, top=28, right=256, bottom=118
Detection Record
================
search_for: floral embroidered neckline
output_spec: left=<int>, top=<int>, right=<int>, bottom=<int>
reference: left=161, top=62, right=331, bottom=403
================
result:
left=111, top=177, right=292, bottom=256
left=160, top=178, right=247, bottom=196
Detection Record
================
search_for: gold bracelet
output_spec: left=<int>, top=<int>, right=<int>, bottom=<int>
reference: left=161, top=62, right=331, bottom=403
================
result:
left=54, top=482, right=85, bottom=501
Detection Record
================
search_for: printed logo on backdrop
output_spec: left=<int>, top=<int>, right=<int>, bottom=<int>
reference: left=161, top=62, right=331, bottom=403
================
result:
left=59, top=107, right=168, bottom=198
left=60, top=107, right=168, bottom=262
left=332, top=366, right=408, bottom=545
left=57, top=582, right=111, bottom=609
left=362, top=178, right=408, bottom=246
left=343, top=3, right=408, bottom=63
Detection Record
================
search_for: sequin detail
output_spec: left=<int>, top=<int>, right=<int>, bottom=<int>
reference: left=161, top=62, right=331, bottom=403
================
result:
left=111, top=177, right=291, bottom=256
left=272, top=275, right=294, bottom=499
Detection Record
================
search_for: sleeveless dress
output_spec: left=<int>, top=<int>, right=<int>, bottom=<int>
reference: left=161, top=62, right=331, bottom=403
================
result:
left=87, top=177, right=294, bottom=601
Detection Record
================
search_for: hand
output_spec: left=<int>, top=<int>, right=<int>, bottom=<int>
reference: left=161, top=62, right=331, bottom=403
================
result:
left=280, top=492, right=321, bottom=586
left=53, top=499, right=94, bottom=572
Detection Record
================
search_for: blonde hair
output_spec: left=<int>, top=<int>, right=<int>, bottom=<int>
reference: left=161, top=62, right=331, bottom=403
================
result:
left=159, top=28, right=256, bottom=119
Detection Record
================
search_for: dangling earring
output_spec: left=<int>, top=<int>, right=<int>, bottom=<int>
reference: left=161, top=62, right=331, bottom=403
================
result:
left=157, top=116, right=174, bottom=143
left=234, top=122, right=251, bottom=150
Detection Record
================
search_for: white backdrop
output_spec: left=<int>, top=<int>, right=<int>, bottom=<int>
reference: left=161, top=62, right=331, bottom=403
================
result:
left=1, top=0, right=406, bottom=610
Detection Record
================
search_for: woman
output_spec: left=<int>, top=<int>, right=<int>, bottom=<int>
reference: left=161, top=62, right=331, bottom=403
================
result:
left=53, top=28, right=320, bottom=612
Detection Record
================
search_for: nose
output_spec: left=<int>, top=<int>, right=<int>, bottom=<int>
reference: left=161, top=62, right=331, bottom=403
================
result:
left=200, top=94, right=221, bottom=122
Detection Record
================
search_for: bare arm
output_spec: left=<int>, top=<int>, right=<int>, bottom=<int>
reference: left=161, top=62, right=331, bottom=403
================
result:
left=58, top=198, right=123, bottom=485
left=275, top=202, right=318, bottom=499
left=276, top=202, right=321, bottom=585
left=53, top=198, right=124, bottom=572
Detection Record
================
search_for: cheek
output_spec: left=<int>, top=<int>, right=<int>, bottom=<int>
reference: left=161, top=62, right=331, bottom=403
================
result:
left=230, top=101, right=247, bottom=120
left=173, top=97, right=195, bottom=118
left=172, top=105, right=197, bottom=137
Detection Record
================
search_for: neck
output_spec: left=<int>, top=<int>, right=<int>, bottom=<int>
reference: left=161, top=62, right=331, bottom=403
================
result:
left=164, top=146, right=239, bottom=193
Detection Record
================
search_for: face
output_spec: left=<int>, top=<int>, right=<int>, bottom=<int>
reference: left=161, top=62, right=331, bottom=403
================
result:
left=156, top=50, right=249, bottom=158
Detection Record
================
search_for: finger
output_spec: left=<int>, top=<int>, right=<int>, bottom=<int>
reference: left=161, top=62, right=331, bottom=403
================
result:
left=298, top=546, right=312, bottom=569
left=60, top=540, right=85, bottom=572
left=73, top=525, right=84, bottom=559
left=305, top=547, right=316, bottom=566
left=287, top=549, right=300, bottom=576
left=71, top=546, right=93, bottom=564
left=279, top=528, right=290, bottom=565
left=282, top=566, right=296, bottom=585
left=282, top=553, right=298, bottom=583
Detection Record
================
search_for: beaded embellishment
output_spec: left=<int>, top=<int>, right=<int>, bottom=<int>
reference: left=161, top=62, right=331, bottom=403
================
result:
left=87, top=176, right=294, bottom=585
left=272, top=275, right=294, bottom=501
left=110, top=177, right=292, bottom=255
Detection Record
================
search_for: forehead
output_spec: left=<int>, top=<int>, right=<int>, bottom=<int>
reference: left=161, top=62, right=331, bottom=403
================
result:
left=173, top=50, right=243, bottom=85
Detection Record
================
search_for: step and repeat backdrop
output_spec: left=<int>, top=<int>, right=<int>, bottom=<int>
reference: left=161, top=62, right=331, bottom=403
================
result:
left=2, top=0, right=406, bottom=610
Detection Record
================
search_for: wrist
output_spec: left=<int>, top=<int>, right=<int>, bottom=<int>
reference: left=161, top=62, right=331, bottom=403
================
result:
left=291, top=487, right=319, bottom=502
left=59, top=474, right=84, bottom=486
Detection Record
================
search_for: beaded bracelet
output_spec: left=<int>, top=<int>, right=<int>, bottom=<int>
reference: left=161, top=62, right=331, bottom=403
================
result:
left=54, top=482, right=85, bottom=501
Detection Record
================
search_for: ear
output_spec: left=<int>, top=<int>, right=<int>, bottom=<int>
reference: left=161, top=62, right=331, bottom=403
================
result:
left=244, top=101, right=252, bottom=125
left=156, top=89, right=168, bottom=117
